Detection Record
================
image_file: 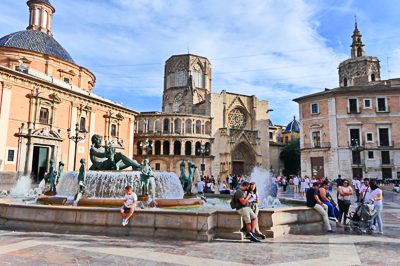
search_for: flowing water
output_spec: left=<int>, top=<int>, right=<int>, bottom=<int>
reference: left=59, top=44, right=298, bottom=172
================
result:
left=249, top=167, right=281, bottom=208
left=56, top=171, right=184, bottom=199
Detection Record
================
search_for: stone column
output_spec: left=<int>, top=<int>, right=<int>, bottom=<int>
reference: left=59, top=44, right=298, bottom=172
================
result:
left=128, top=117, right=134, bottom=159
left=169, top=139, right=174, bottom=155
left=181, top=140, right=185, bottom=155
left=0, top=83, right=12, bottom=171
left=191, top=141, right=195, bottom=156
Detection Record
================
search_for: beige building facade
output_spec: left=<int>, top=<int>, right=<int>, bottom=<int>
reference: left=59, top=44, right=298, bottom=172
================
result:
left=134, top=54, right=270, bottom=179
left=0, top=0, right=137, bottom=184
left=294, top=23, right=400, bottom=180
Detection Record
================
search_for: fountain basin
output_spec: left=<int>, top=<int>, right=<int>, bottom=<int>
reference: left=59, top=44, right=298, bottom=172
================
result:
left=75, top=198, right=203, bottom=208
left=0, top=200, right=325, bottom=241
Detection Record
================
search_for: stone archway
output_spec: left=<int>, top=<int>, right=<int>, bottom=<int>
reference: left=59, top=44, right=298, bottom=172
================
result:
left=231, top=142, right=256, bottom=176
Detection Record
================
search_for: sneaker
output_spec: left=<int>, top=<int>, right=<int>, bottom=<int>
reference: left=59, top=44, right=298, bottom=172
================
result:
left=122, top=219, right=127, bottom=226
left=328, top=217, right=337, bottom=222
left=256, top=233, right=266, bottom=239
left=327, top=230, right=336, bottom=234
left=249, top=232, right=261, bottom=242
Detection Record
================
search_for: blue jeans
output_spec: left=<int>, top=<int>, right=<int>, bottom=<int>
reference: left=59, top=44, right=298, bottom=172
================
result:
left=370, top=204, right=383, bottom=233
left=322, top=200, right=339, bottom=219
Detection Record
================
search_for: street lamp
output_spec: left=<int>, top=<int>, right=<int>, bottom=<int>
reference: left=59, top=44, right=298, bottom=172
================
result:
left=67, top=123, right=87, bottom=171
left=197, top=144, right=210, bottom=176
left=351, top=139, right=364, bottom=179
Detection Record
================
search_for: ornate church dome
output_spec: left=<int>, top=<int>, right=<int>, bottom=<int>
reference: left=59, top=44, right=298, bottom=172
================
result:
left=0, top=0, right=75, bottom=64
left=283, top=116, right=300, bottom=133
left=0, top=30, right=74, bottom=63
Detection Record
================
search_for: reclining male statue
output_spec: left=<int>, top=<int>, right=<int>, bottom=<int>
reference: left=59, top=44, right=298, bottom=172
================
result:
left=89, top=134, right=142, bottom=171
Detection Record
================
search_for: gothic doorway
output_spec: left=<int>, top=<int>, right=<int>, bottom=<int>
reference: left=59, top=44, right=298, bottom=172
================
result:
left=311, top=157, right=324, bottom=179
left=31, top=146, right=49, bottom=183
left=231, top=142, right=256, bottom=176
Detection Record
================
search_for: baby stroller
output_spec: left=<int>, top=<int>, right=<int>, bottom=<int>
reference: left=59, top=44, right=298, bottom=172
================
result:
left=345, top=203, right=375, bottom=234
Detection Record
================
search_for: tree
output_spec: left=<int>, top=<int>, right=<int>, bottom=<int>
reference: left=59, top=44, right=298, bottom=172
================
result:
left=279, top=137, right=300, bottom=176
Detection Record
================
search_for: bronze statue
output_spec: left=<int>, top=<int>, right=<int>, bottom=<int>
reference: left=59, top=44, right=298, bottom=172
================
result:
left=140, top=158, right=155, bottom=196
left=89, top=134, right=141, bottom=171
left=75, top=158, right=86, bottom=201
left=180, top=160, right=197, bottom=195
left=55, top=161, right=64, bottom=186
left=45, top=159, right=57, bottom=194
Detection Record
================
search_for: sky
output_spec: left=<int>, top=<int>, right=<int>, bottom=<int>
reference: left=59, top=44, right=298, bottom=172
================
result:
left=1, top=0, right=400, bottom=126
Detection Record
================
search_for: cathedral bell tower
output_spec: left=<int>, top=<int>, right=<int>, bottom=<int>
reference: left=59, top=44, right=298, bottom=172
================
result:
left=162, top=54, right=212, bottom=114
left=26, top=0, right=55, bottom=36
left=338, top=21, right=381, bottom=87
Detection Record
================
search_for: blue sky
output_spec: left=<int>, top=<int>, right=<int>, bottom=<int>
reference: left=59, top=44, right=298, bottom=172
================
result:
left=1, top=0, right=400, bottom=125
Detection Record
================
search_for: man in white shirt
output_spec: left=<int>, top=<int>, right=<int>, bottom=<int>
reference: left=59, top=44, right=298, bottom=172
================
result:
left=304, top=176, right=311, bottom=191
left=197, top=179, right=205, bottom=195
left=360, top=178, right=372, bottom=203
left=120, top=185, right=137, bottom=226
left=293, top=176, right=300, bottom=193
left=352, top=177, right=361, bottom=202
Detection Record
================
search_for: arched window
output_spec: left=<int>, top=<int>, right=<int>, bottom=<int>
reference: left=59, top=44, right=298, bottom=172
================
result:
left=193, top=65, right=204, bottom=88
left=155, top=119, right=161, bottom=133
left=343, top=78, right=348, bottom=87
left=195, top=141, right=201, bottom=156
left=174, top=118, right=181, bottom=134
left=137, top=141, right=143, bottom=155
left=163, top=141, right=170, bottom=155
left=79, top=117, right=86, bottom=132
left=35, top=8, right=41, bottom=26
left=186, top=120, right=192, bottom=134
left=195, top=120, right=201, bottom=134
left=154, top=141, right=161, bottom=155
left=111, top=124, right=117, bottom=137
left=163, top=118, right=170, bottom=133
left=185, top=141, right=192, bottom=156
left=371, top=74, right=376, bottom=81
left=174, top=141, right=181, bottom=155
left=175, top=70, right=187, bottom=86
left=205, top=142, right=211, bottom=156
left=205, top=121, right=211, bottom=135
left=357, top=47, right=362, bottom=57
left=43, top=10, right=48, bottom=28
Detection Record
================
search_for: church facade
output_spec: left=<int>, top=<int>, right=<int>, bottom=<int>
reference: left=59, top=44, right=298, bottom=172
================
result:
left=294, top=23, right=400, bottom=180
left=0, top=0, right=137, bottom=185
left=134, top=54, right=270, bottom=179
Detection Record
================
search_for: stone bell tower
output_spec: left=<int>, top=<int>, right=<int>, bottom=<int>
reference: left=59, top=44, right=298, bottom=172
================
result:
left=27, top=0, right=55, bottom=36
left=338, top=21, right=381, bottom=87
left=162, top=54, right=212, bottom=114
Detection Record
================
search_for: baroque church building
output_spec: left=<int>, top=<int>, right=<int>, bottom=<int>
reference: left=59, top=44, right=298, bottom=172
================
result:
left=295, top=23, right=400, bottom=180
left=0, top=0, right=137, bottom=185
left=134, top=54, right=270, bottom=179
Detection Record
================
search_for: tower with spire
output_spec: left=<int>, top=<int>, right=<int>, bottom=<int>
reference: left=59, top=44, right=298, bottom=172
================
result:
left=338, top=21, right=381, bottom=87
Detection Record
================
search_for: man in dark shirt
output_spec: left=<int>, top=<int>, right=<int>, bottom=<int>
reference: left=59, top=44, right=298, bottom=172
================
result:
left=232, top=181, right=260, bottom=242
left=306, top=182, right=333, bottom=233
left=336, top=175, right=343, bottom=198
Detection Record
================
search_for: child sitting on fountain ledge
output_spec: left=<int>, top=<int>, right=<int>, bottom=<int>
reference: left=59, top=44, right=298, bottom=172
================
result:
left=120, top=185, right=137, bottom=226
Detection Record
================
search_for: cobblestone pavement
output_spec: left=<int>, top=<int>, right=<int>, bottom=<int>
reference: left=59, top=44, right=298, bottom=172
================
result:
left=0, top=189, right=399, bottom=265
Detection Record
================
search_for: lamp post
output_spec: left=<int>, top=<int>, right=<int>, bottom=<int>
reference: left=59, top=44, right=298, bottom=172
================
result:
left=197, top=144, right=210, bottom=177
left=351, top=139, right=363, bottom=179
left=67, top=123, right=87, bottom=171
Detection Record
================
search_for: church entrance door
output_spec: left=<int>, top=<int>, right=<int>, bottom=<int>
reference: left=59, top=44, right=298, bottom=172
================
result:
left=231, top=142, right=256, bottom=176
left=31, top=146, right=49, bottom=183
left=232, top=161, right=244, bottom=176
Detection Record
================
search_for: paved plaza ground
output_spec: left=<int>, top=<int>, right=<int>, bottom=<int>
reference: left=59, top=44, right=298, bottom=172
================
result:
left=0, top=189, right=399, bottom=266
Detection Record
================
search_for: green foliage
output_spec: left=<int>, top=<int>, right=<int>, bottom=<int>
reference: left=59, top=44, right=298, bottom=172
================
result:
left=279, top=137, right=300, bottom=176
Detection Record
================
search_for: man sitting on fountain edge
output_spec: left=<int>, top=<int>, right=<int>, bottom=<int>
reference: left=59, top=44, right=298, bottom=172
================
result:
left=231, top=181, right=261, bottom=242
left=306, top=182, right=334, bottom=233
left=120, top=185, right=137, bottom=226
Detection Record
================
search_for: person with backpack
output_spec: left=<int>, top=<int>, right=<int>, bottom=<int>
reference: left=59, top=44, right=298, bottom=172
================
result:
left=231, top=181, right=261, bottom=242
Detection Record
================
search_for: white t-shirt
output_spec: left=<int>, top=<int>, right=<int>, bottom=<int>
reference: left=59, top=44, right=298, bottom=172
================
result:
left=369, top=188, right=383, bottom=205
left=197, top=181, right=205, bottom=192
left=219, top=183, right=227, bottom=191
left=305, top=178, right=311, bottom=188
left=360, top=185, right=372, bottom=202
left=293, top=177, right=299, bottom=186
left=124, top=192, right=137, bottom=206
left=352, top=180, right=361, bottom=190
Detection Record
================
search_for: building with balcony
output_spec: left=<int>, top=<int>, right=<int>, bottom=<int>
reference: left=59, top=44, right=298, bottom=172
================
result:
left=0, top=0, right=137, bottom=185
left=134, top=54, right=270, bottom=179
left=294, top=22, right=400, bottom=180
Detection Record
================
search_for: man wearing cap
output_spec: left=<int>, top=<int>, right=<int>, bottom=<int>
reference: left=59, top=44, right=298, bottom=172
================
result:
left=232, top=181, right=261, bottom=242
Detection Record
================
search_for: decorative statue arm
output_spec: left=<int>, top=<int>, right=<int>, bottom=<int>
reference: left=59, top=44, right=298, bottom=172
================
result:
left=90, top=148, right=108, bottom=158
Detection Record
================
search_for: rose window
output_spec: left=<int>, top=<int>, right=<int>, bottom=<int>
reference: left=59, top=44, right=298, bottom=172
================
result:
left=228, top=108, right=247, bottom=129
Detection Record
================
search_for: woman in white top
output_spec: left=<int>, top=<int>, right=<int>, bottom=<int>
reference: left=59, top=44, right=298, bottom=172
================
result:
left=369, top=180, right=384, bottom=234
left=338, top=179, right=353, bottom=224
left=300, top=178, right=306, bottom=197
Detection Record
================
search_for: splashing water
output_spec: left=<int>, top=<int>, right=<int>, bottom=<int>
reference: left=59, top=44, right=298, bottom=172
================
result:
left=10, top=176, right=32, bottom=196
left=57, top=171, right=184, bottom=199
left=250, top=167, right=281, bottom=208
